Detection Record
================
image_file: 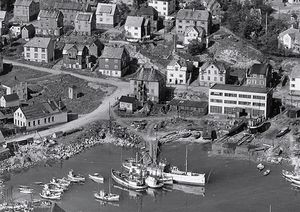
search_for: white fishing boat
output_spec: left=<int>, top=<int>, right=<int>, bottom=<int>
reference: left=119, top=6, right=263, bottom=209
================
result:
left=158, top=175, right=173, bottom=185
left=39, top=190, right=61, bottom=200
left=257, top=163, right=265, bottom=171
left=282, top=170, right=300, bottom=181
left=51, top=178, right=71, bottom=188
left=43, top=183, right=64, bottom=193
left=145, top=176, right=164, bottom=188
left=89, top=173, right=104, bottom=183
left=263, top=169, right=271, bottom=176
left=19, top=186, right=34, bottom=194
left=94, top=178, right=119, bottom=202
left=163, top=146, right=205, bottom=186
left=68, top=170, right=85, bottom=182
left=111, top=169, right=148, bottom=190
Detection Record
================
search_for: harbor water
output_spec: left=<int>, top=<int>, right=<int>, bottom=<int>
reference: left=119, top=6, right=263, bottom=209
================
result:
left=2, top=143, right=300, bottom=212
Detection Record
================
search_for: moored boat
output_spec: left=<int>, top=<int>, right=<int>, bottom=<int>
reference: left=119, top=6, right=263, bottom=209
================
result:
left=263, top=169, right=271, bottom=176
left=145, top=176, right=164, bottom=189
left=19, top=186, right=34, bottom=194
left=94, top=190, right=120, bottom=202
left=276, top=127, right=290, bottom=138
left=111, top=169, right=148, bottom=190
left=257, top=163, right=265, bottom=171
left=282, top=170, right=300, bottom=181
left=89, top=173, right=104, bottom=183
left=43, top=183, right=64, bottom=193
left=39, top=190, right=61, bottom=200
left=68, top=170, right=85, bottom=182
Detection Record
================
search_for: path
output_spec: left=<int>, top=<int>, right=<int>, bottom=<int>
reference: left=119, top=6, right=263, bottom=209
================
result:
left=4, top=59, right=130, bottom=142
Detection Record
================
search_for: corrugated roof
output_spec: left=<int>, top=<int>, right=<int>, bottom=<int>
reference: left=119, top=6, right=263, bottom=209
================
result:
left=24, top=37, right=52, bottom=48
left=119, top=96, right=137, bottom=104
left=54, top=2, right=87, bottom=11
left=177, top=9, right=210, bottom=21
left=20, top=100, right=64, bottom=120
left=14, top=0, right=33, bottom=7
left=0, top=11, right=7, bottom=20
left=38, top=9, right=61, bottom=19
left=249, top=63, right=269, bottom=75
left=76, top=12, right=93, bottom=22
left=2, top=93, right=19, bottom=102
left=96, top=3, right=116, bottom=15
left=130, top=64, right=165, bottom=82
left=100, top=46, right=125, bottom=59
left=169, top=99, right=207, bottom=108
left=125, top=16, right=144, bottom=28
left=210, top=84, right=270, bottom=94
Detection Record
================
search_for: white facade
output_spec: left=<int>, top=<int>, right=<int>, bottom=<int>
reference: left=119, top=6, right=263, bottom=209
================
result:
left=167, top=63, right=187, bottom=85
left=98, top=69, right=122, bottom=77
left=125, top=25, right=142, bottom=40
left=290, top=77, right=300, bottom=94
left=0, top=97, right=19, bottom=108
left=148, top=0, right=175, bottom=16
left=282, top=34, right=292, bottom=49
left=209, top=84, right=271, bottom=118
left=14, top=107, right=68, bottom=130
left=199, top=62, right=228, bottom=87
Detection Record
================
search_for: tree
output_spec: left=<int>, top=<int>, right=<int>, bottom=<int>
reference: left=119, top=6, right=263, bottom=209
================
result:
left=185, top=1, right=206, bottom=10
left=187, top=39, right=205, bottom=56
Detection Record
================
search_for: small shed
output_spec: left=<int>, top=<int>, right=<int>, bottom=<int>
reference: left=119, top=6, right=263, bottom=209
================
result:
left=21, top=24, right=35, bottom=40
left=0, top=93, right=20, bottom=108
left=119, top=96, right=138, bottom=113
left=52, top=131, right=64, bottom=139
left=168, top=99, right=208, bottom=116
left=68, top=85, right=79, bottom=99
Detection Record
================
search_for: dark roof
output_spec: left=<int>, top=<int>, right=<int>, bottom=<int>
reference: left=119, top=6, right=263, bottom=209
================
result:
left=210, top=84, right=271, bottom=94
left=50, top=203, right=66, bottom=212
left=100, top=46, right=125, bottom=59
left=24, top=37, right=52, bottom=48
left=14, top=0, right=33, bottom=7
left=169, top=99, right=208, bottom=108
left=2, top=93, right=19, bottom=102
left=76, top=12, right=93, bottom=22
left=20, top=100, right=65, bottom=120
left=177, top=9, right=210, bottom=21
left=38, top=9, right=61, bottom=19
left=136, top=6, right=158, bottom=19
left=249, top=63, right=270, bottom=76
left=130, top=65, right=165, bottom=82
left=23, top=24, right=35, bottom=32
left=119, top=96, right=137, bottom=104
left=54, top=2, right=88, bottom=11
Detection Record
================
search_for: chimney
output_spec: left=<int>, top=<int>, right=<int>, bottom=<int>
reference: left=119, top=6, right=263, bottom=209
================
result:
left=58, top=100, right=62, bottom=110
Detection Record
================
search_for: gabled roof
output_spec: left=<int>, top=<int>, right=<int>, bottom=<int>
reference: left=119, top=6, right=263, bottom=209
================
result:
left=125, top=16, right=144, bottom=28
left=0, top=11, right=7, bottom=20
left=130, top=64, right=165, bottom=82
left=248, top=63, right=270, bottom=76
left=22, top=24, right=35, bottom=32
left=96, top=3, right=117, bottom=15
left=24, top=37, right=52, bottom=48
left=54, top=2, right=88, bottom=11
left=119, top=96, right=137, bottom=104
left=210, top=84, right=270, bottom=94
left=76, top=12, right=93, bottom=22
left=184, top=26, right=204, bottom=36
left=2, top=93, right=19, bottom=102
left=14, top=0, right=33, bottom=7
left=177, top=9, right=210, bottom=21
left=38, top=9, right=61, bottom=19
left=100, top=46, right=125, bottom=59
left=201, top=60, right=226, bottom=73
left=168, top=57, right=187, bottom=67
left=62, top=43, right=87, bottom=55
left=19, top=100, right=65, bottom=120
left=278, top=27, right=300, bottom=41
left=136, top=6, right=158, bottom=19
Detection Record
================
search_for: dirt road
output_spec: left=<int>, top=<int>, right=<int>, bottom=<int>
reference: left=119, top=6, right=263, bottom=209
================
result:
left=4, top=59, right=130, bottom=142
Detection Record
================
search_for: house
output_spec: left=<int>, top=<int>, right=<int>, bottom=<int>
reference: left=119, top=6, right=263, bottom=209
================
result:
left=208, top=84, right=273, bottom=118
left=278, top=26, right=300, bottom=54
left=288, top=0, right=300, bottom=4
left=129, top=64, right=165, bottom=103
left=290, top=64, right=300, bottom=96
left=96, top=3, right=119, bottom=29
left=0, top=94, right=20, bottom=108
left=86, top=38, right=103, bottom=57
left=21, top=24, right=35, bottom=40
left=124, top=16, right=150, bottom=41
left=176, top=9, right=212, bottom=40
left=111, top=0, right=135, bottom=5
left=75, top=12, right=95, bottom=36
left=148, top=0, right=176, bottom=16
left=168, top=99, right=208, bottom=116
left=13, top=0, right=40, bottom=23
left=14, top=100, right=68, bottom=130
left=54, top=1, right=91, bottom=25
left=199, top=61, right=229, bottom=87
left=184, top=26, right=204, bottom=45
left=24, top=37, right=55, bottom=63
left=166, top=58, right=189, bottom=85
left=10, top=24, right=23, bottom=38
left=245, top=63, right=272, bottom=88
left=98, top=46, right=130, bottom=77
left=119, top=95, right=138, bottom=112
left=35, top=9, right=64, bottom=36
left=0, top=11, right=8, bottom=35
left=1, top=80, right=28, bottom=101
left=62, top=43, right=89, bottom=69
left=134, top=6, right=159, bottom=32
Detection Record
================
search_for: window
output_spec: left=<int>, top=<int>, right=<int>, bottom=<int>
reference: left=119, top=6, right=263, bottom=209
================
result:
left=291, top=84, right=295, bottom=87
left=253, top=95, right=265, bottom=100
left=41, top=54, right=45, bottom=59
left=52, top=117, right=54, bottom=122
left=224, top=100, right=237, bottom=104
left=210, top=106, right=222, bottom=114
left=201, top=76, right=204, bottom=80
left=114, top=59, right=118, bottom=63
left=163, top=7, right=166, bottom=10
left=134, top=27, right=138, bottom=30
left=78, top=25, right=81, bottom=29
left=208, top=76, right=210, bottom=80
left=28, top=122, right=31, bottom=127
left=253, top=102, right=265, bottom=107
left=134, top=33, right=138, bottom=36
left=210, top=99, right=222, bottom=103
left=179, top=74, right=183, bottom=78
left=114, top=65, right=118, bottom=69
left=186, top=20, right=190, bottom=23
left=220, top=77, right=223, bottom=82
left=34, top=47, right=38, bottom=52
left=214, top=77, right=217, bottom=81
left=210, top=92, right=223, bottom=96
left=180, top=80, right=183, bottom=83
left=169, top=79, right=172, bottom=82
left=238, top=101, right=251, bottom=105
left=26, top=53, right=30, bottom=58
left=105, top=64, right=109, bottom=68
left=239, top=94, right=251, bottom=99
left=33, top=121, right=36, bottom=126
left=163, top=2, right=166, bottom=4
left=170, top=74, right=174, bottom=77
left=44, top=118, right=46, bottom=123
left=208, top=70, right=211, bottom=74
left=214, top=70, right=217, bottom=74
left=99, top=18, right=103, bottom=22
left=48, top=117, right=50, bottom=122
left=34, top=53, right=38, bottom=58
left=224, top=93, right=237, bottom=97
left=151, top=89, right=154, bottom=93
left=179, top=20, right=182, bottom=23
left=292, top=78, right=295, bottom=81
left=224, top=107, right=235, bottom=114
left=41, top=48, right=45, bottom=53
left=26, top=47, right=30, bottom=51
left=38, top=120, right=40, bottom=125
left=178, top=25, right=182, bottom=29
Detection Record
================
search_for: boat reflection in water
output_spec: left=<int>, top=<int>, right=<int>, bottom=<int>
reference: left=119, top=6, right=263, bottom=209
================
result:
left=96, top=199, right=120, bottom=207
left=172, top=184, right=205, bottom=196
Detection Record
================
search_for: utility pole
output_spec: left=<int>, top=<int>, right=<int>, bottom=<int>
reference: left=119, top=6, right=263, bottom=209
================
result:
left=265, top=12, right=268, bottom=35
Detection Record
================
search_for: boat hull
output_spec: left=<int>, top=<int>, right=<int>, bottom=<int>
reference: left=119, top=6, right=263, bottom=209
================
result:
left=89, top=175, right=104, bottom=183
left=163, top=172, right=205, bottom=186
left=94, top=193, right=119, bottom=202
left=111, top=169, right=147, bottom=190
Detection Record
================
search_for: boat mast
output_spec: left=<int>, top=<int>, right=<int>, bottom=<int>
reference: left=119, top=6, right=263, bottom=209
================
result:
left=185, top=145, right=188, bottom=173
left=109, top=177, right=111, bottom=194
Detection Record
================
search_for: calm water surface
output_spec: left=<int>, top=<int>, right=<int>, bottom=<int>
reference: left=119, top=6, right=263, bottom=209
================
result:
left=3, top=143, right=300, bottom=212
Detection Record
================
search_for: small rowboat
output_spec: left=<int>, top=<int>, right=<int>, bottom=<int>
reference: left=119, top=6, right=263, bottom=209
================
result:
left=68, top=170, right=85, bottom=182
left=94, top=191, right=119, bottom=202
left=263, top=169, right=271, bottom=176
left=89, top=173, right=104, bottom=183
left=257, top=163, right=264, bottom=171
left=19, top=186, right=34, bottom=194
left=40, top=191, right=61, bottom=200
